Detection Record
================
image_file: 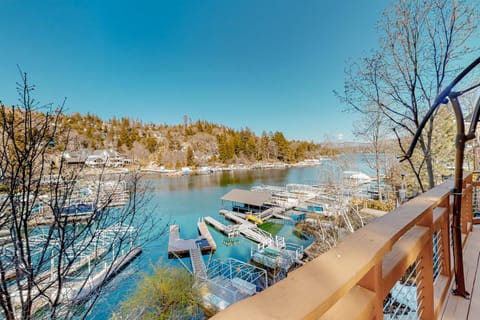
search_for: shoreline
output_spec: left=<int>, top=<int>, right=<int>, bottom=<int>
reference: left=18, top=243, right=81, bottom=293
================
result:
left=137, top=158, right=330, bottom=177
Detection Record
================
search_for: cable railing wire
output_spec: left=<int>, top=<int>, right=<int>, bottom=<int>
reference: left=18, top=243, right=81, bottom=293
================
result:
left=433, top=231, right=444, bottom=281
left=384, top=259, right=422, bottom=319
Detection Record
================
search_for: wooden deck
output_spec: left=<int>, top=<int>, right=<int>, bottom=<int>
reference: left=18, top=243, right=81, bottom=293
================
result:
left=212, top=174, right=479, bottom=320
left=441, top=225, right=480, bottom=319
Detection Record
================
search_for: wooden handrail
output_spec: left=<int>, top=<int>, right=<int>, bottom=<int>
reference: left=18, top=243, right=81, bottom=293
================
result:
left=212, top=173, right=478, bottom=319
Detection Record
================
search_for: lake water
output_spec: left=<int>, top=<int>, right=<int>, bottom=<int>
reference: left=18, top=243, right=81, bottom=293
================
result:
left=89, top=154, right=378, bottom=319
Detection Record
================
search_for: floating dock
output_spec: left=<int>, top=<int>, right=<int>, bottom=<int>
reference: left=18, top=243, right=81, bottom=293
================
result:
left=220, top=210, right=255, bottom=227
left=197, top=220, right=217, bottom=251
left=73, top=247, right=142, bottom=302
left=168, top=224, right=215, bottom=258
left=203, top=216, right=239, bottom=238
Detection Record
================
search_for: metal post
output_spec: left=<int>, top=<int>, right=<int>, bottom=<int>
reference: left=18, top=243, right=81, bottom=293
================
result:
left=449, top=94, right=469, bottom=298
left=399, top=174, right=406, bottom=204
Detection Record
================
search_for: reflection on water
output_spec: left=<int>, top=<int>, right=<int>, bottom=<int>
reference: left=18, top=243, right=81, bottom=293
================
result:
left=292, top=229, right=309, bottom=241
left=148, top=169, right=292, bottom=193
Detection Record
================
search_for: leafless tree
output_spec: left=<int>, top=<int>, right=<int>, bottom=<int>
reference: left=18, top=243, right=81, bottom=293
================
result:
left=353, top=106, right=390, bottom=201
left=0, top=71, right=161, bottom=319
left=338, top=0, right=478, bottom=191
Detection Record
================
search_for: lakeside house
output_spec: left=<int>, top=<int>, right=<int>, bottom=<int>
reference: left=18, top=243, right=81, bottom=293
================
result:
left=62, top=150, right=89, bottom=165
left=63, top=149, right=132, bottom=167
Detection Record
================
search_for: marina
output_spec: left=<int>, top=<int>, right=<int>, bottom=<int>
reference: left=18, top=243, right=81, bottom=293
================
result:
left=9, top=159, right=384, bottom=319
left=163, top=183, right=319, bottom=312
left=87, top=156, right=382, bottom=318
left=0, top=172, right=141, bottom=320
left=8, top=244, right=141, bottom=317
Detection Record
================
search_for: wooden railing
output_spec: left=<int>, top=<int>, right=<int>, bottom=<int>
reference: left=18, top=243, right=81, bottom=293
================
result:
left=212, top=172, right=479, bottom=319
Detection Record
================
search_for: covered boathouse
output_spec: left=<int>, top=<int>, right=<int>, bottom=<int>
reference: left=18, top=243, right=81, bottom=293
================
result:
left=220, top=189, right=272, bottom=214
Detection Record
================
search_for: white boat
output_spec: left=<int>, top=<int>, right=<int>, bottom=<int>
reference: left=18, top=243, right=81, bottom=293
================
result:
left=181, top=167, right=192, bottom=175
left=197, top=166, right=213, bottom=175
left=343, top=171, right=372, bottom=185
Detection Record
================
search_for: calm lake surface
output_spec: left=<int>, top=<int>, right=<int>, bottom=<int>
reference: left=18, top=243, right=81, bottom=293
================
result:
left=89, top=154, right=376, bottom=319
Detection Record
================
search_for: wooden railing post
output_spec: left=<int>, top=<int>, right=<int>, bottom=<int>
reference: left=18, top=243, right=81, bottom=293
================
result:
left=441, top=207, right=452, bottom=278
left=358, top=264, right=383, bottom=319
left=416, top=237, right=434, bottom=320
left=472, top=173, right=480, bottom=225
left=416, top=209, right=434, bottom=320
left=464, top=174, right=473, bottom=233
left=436, top=195, right=452, bottom=279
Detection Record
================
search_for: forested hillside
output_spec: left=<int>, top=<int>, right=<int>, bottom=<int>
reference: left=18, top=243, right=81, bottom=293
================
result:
left=62, top=113, right=338, bottom=168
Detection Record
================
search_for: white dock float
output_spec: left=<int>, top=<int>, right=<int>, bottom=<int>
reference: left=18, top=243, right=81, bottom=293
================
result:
left=204, top=216, right=239, bottom=238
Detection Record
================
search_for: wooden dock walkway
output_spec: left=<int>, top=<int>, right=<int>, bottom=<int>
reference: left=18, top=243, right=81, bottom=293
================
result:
left=257, top=207, right=287, bottom=220
left=203, top=216, right=239, bottom=238
left=197, top=220, right=217, bottom=251
left=268, top=207, right=294, bottom=221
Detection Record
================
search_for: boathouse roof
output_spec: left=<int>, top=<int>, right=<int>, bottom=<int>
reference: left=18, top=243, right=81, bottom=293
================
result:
left=221, top=189, right=271, bottom=206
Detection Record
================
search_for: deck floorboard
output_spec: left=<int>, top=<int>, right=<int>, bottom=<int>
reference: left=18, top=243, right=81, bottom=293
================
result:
left=441, top=226, right=480, bottom=320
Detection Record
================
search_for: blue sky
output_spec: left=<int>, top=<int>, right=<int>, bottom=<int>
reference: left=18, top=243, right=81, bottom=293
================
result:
left=0, top=0, right=390, bottom=142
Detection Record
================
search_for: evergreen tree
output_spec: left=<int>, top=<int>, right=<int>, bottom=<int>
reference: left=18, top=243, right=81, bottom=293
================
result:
left=272, top=131, right=290, bottom=162
left=186, top=146, right=195, bottom=167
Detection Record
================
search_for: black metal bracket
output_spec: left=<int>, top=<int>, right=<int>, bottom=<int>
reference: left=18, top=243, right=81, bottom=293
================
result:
left=451, top=288, right=471, bottom=299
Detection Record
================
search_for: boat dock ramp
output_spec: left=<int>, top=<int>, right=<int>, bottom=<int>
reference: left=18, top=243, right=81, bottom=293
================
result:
left=220, top=210, right=255, bottom=226
left=219, top=210, right=275, bottom=246
left=262, top=206, right=291, bottom=221
left=189, top=247, right=207, bottom=278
